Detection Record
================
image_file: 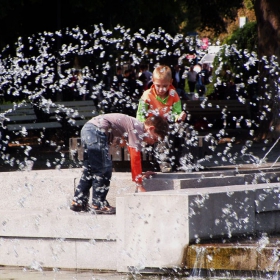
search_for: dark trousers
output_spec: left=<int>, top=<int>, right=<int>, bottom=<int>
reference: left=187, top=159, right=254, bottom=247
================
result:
left=73, top=123, right=112, bottom=207
left=188, top=81, right=196, bottom=92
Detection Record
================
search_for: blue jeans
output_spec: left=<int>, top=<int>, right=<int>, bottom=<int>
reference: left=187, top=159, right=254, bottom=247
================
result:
left=74, top=123, right=112, bottom=207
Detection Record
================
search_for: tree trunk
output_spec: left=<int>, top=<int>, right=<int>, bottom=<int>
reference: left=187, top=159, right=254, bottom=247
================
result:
left=254, top=0, right=280, bottom=140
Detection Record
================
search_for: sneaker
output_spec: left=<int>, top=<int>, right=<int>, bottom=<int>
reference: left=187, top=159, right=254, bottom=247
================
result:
left=70, top=200, right=89, bottom=212
left=90, top=204, right=102, bottom=214
left=91, top=204, right=116, bottom=215
left=100, top=205, right=116, bottom=214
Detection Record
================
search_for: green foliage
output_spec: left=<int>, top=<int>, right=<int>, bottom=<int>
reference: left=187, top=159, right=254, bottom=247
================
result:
left=244, top=0, right=254, bottom=10
left=225, top=21, right=258, bottom=52
left=211, top=46, right=258, bottom=100
left=207, top=21, right=258, bottom=99
left=184, top=0, right=243, bottom=35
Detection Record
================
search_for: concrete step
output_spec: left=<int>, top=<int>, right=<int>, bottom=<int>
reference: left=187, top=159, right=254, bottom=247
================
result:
left=0, top=168, right=129, bottom=270
left=117, top=182, right=280, bottom=272
left=0, top=168, right=136, bottom=209
left=0, top=209, right=118, bottom=270
left=144, top=169, right=280, bottom=191
left=0, top=209, right=117, bottom=239
left=2, top=168, right=280, bottom=273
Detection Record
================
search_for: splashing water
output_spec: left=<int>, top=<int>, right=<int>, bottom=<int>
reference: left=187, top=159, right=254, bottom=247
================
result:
left=0, top=23, right=279, bottom=174
left=1, top=23, right=280, bottom=279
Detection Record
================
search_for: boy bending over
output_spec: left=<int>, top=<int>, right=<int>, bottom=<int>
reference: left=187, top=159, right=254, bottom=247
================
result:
left=70, top=113, right=169, bottom=214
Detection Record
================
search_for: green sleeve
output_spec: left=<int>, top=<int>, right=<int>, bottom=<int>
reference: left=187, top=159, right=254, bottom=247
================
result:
left=172, top=100, right=182, bottom=121
left=136, top=99, right=149, bottom=122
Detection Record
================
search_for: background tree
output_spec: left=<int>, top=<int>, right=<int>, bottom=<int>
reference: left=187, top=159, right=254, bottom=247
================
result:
left=0, top=0, right=185, bottom=49
left=182, top=0, right=243, bottom=35
left=195, top=0, right=280, bottom=140
left=0, top=0, right=244, bottom=49
left=1, top=0, right=280, bottom=139
left=253, top=0, right=280, bottom=140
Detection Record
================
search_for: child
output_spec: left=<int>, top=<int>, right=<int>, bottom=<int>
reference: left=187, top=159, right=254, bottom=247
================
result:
left=136, top=65, right=186, bottom=172
left=70, top=113, right=169, bottom=214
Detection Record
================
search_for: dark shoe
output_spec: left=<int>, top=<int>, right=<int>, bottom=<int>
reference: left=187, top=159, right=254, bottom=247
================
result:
left=70, top=201, right=89, bottom=212
left=90, top=204, right=103, bottom=214
left=100, top=205, right=116, bottom=214
left=91, top=204, right=116, bottom=215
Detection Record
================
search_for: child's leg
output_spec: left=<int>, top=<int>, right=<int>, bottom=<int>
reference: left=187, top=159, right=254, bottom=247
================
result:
left=72, top=123, right=112, bottom=208
left=72, top=126, right=95, bottom=207
left=73, top=167, right=91, bottom=205
left=86, top=131, right=112, bottom=208
left=71, top=152, right=92, bottom=211
left=92, top=166, right=112, bottom=208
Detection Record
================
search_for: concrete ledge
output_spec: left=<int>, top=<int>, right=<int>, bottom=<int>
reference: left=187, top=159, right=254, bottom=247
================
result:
left=144, top=170, right=280, bottom=191
left=0, top=238, right=117, bottom=270
left=0, top=169, right=136, bottom=208
left=0, top=169, right=127, bottom=271
left=0, top=209, right=117, bottom=270
left=117, top=183, right=280, bottom=271
left=0, top=210, right=116, bottom=240
left=2, top=168, right=280, bottom=272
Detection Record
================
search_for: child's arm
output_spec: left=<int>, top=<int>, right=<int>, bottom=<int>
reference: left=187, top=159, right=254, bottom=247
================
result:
left=127, top=146, right=146, bottom=192
left=172, top=100, right=186, bottom=122
left=177, top=111, right=187, bottom=122
left=136, top=99, right=149, bottom=122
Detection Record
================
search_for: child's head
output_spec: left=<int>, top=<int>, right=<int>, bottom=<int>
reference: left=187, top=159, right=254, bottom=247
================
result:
left=144, top=115, right=169, bottom=144
left=152, top=65, right=173, bottom=98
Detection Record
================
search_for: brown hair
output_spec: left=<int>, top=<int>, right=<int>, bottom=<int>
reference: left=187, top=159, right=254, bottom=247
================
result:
left=144, top=115, right=169, bottom=140
left=152, top=65, right=172, bottom=81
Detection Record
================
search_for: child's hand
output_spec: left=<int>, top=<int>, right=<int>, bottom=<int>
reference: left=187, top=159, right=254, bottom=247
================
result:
left=177, top=111, right=187, bottom=122
left=135, top=172, right=156, bottom=193
left=142, top=171, right=156, bottom=179
left=136, top=184, right=147, bottom=192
